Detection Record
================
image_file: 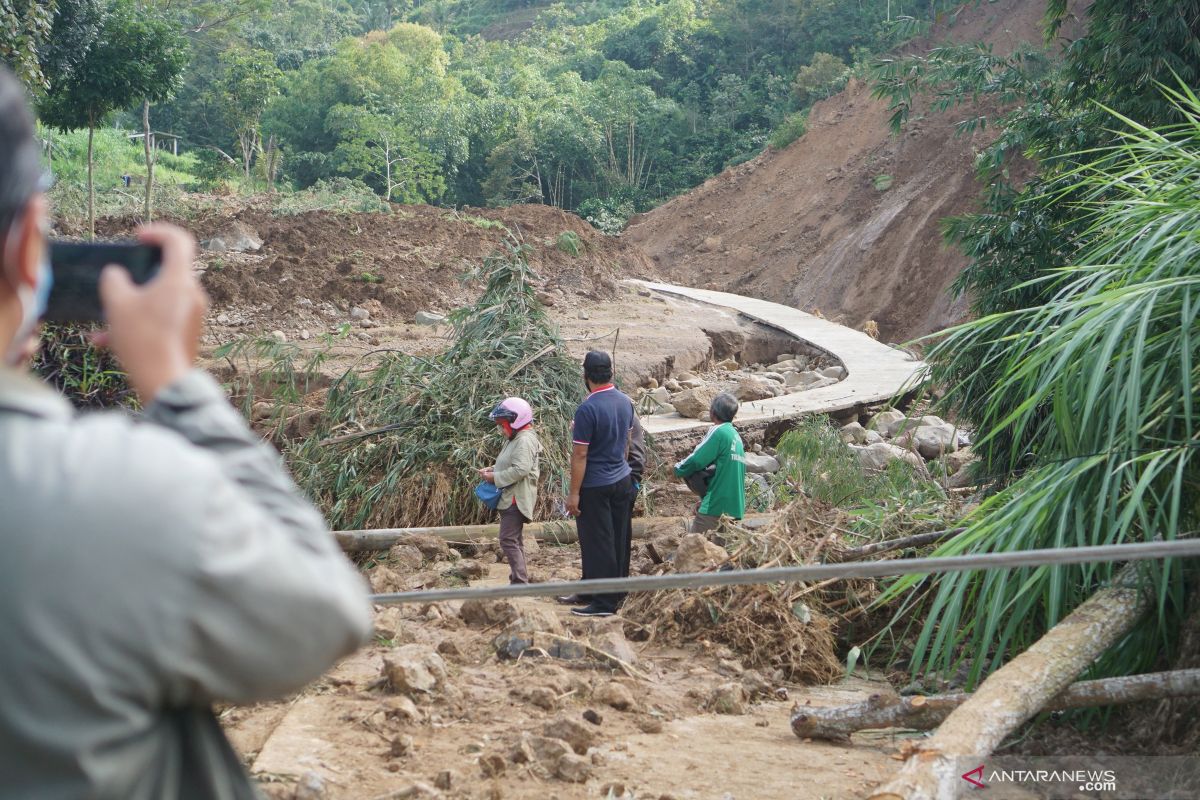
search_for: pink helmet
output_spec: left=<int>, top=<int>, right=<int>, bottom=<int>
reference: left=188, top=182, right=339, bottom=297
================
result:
left=489, top=397, right=533, bottom=429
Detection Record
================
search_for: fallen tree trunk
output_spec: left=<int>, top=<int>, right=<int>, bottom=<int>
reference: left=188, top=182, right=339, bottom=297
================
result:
left=336, top=513, right=777, bottom=552
left=868, top=563, right=1151, bottom=800
left=792, top=668, right=1200, bottom=741
left=840, top=528, right=963, bottom=561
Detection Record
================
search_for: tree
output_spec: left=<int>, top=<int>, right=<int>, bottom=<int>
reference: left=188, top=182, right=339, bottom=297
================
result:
left=39, top=0, right=187, bottom=238
left=328, top=104, right=443, bottom=202
left=792, top=52, right=847, bottom=105
left=0, top=0, right=56, bottom=91
left=215, top=46, right=282, bottom=180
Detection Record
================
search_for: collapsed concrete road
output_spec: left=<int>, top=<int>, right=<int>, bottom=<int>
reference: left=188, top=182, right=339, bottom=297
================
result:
left=630, top=282, right=928, bottom=448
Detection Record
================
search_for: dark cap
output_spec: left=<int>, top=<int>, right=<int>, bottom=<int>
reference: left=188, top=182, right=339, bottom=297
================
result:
left=0, top=66, right=41, bottom=231
left=583, top=350, right=612, bottom=371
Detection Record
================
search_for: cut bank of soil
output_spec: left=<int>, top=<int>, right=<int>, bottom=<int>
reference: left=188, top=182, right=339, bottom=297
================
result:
left=623, top=0, right=1089, bottom=343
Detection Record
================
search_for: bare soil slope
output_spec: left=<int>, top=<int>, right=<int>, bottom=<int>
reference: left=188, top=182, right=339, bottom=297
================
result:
left=624, top=0, right=1087, bottom=343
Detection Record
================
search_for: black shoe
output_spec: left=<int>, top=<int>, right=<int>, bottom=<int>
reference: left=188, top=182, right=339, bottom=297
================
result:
left=570, top=604, right=614, bottom=617
left=556, top=594, right=585, bottom=605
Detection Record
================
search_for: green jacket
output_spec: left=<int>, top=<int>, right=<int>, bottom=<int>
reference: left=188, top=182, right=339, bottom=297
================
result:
left=493, top=427, right=541, bottom=519
left=674, top=422, right=746, bottom=519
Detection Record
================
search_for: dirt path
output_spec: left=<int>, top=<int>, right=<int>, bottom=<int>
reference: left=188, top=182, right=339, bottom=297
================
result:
left=226, top=541, right=904, bottom=800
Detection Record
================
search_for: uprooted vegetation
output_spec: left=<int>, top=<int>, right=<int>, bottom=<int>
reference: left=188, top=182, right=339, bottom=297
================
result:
left=221, top=239, right=584, bottom=530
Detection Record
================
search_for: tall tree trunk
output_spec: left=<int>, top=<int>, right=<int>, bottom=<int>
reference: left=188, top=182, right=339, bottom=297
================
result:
left=142, top=101, right=154, bottom=223
left=87, top=120, right=95, bottom=241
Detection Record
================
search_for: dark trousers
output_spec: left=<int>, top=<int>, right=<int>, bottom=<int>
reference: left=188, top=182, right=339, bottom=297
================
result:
left=576, top=475, right=634, bottom=612
left=498, top=504, right=529, bottom=584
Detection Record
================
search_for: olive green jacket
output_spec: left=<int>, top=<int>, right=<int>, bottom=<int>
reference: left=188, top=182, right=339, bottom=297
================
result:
left=0, top=368, right=372, bottom=799
left=492, top=427, right=541, bottom=519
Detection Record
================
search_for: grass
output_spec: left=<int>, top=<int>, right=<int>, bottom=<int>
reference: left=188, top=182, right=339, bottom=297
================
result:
left=32, top=324, right=137, bottom=410
left=556, top=230, right=582, bottom=256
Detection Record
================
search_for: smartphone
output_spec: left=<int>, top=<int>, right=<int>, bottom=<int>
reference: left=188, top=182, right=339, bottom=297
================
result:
left=45, top=241, right=163, bottom=323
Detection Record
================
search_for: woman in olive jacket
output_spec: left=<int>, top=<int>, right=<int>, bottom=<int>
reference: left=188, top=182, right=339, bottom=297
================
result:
left=479, top=397, right=542, bottom=583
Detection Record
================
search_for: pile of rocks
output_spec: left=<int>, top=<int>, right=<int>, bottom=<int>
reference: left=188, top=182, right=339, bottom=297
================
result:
left=634, top=353, right=846, bottom=419
left=845, top=410, right=977, bottom=486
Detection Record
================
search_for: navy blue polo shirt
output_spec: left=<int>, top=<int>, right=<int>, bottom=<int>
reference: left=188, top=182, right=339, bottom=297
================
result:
left=572, top=385, right=634, bottom=488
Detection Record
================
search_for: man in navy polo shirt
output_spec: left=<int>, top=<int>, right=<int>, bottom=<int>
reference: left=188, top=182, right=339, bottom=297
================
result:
left=564, top=350, right=635, bottom=617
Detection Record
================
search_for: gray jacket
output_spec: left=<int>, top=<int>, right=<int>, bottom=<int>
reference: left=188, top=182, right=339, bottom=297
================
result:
left=0, top=368, right=373, bottom=799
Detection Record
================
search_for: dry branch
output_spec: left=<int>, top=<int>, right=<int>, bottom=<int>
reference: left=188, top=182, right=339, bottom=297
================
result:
left=868, top=563, right=1151, bottom=800
left=792, top=668, right=1200, bottom=741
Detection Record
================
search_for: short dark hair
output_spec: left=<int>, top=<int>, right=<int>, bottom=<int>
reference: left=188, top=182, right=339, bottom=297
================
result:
left=710, top=392, right=739, bottom=423
left=0, top=66, right=40, bottom=235
left=583, top=350, right=613, bottom=384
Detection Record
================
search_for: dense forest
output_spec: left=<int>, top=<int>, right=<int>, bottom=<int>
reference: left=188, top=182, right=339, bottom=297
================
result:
left=2, top=0, right=961, bottom=230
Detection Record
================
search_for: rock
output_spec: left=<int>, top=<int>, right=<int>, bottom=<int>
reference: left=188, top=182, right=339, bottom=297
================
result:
left=602, top=782, right=628, bottom=798
left=735, top=376, right=777, bottom=402
left=590, top=625, right=637, bottom=665
left=820, top=365, right=847, bottom=380
left=382, top=694, right=421, bottom=723
left=679, top=378, right=705, bottom=389
left=203, top=222, right=262, bottom=253
left=636, top=716, right=664, bottom=734
left=294, top=771, right=328, bottom=800
left=782, top=371, right=804, bottom=388
left=769, top=359, right=802, bottom=372
left=864, top=429, right=884, bottom=445
left=746, top=473, right=775, bottom=507
left=556, top=753, right=592, bottom=783
left=644, top=378, right=659, bottom=389
left=373, top=607, right=407, bottom=642
left=459, top=598, right=519, bottom=628
left=270, top=330, right=287, bottom=344
left=492, top=632, right=534, bottom=660
left=382, top=645, right=448, bottom=696
left=794, top=370, right=825, bottom=386
left=350, top=306, right=370, bottom=321
left=947, top=464, right=980, bottom=489
left=391, top=733, right=415, bottom=757
left=676, top=371, right=697, bottom=381
left=527, top=687, right=558, bottom=711
left=582, top=708, right=603, bottom=725
left=388, top=544, right=424, bottom=571
left=869, top=410, right=909, bottom=438
left=405, top=534, right=452, bottom=561
left=216, top=312, right=231, bottom=325
left=443, top=559, right=485, bottom=580
left=595, top=681, right=636, bottom=712
left=852, top=442, right=924, bottom=472
left=299, top=329, right=311, bottom=341
left=479, top=753, right=506, bottom=777
left=742, top=453, right=780, bottom=474
left=654, top=403, right=676, bottom=415
left=664, top=378, right=682, bottom=392
left=415, top=311, right=445, bottom=326
left=512, top=734, right=571, bottom=765
left=505, top=606, right=565, bottom=636
left=433, top=770, right=453, bottom=791
left=708, top=683, right=748, bottom=715
left=839, top=422, right=869, bottom=445
left=536, top=290, right=557, bottom=307
left=435, top=639, right=464, bottom=661
left=673, top=533, right=729, bottom=573
left=740, top=669, right=773, bottom=699
left=697, top=235, right=722, bottom=254
left=909, top=417, right=958, bottom=460
left=649, top=386, right=671, bottom=405
left=716, top=358, right=740, bottom=371
left=941, top=446, right=975, bottom=476
left=381, top=783, right=441, bottom=800
left=671, top=386, right=718, bottom=419
left=543, top=716, right=596, bottom=755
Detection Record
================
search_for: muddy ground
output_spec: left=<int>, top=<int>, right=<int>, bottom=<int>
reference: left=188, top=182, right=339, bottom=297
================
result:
left=228, top=540, right=907, bottom=800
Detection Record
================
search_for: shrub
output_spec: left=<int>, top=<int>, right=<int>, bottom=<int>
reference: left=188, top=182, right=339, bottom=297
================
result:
left=769, top=111, right=808, bottom=150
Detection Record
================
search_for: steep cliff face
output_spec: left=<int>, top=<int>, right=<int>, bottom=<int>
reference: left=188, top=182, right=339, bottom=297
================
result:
left=624, top=0, right=1087, bottom=343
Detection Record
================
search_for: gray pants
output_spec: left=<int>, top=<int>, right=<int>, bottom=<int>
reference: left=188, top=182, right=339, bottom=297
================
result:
left=499, top=504, right=529, bottom=584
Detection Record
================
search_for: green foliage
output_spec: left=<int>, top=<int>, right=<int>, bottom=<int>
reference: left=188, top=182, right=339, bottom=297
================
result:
left=215, top=46, right=282, bottom=178
left=885, top=91, right=1200, bottom=685
left=0, top=0, right=57, bottom=91
left=555, top=230, right=581, bottom=256
left=872, top=174, right=893, bottom=191
left=768, top=110, right=807, bottom=150
left=268, top=177, right=392, bottom=216
left=328, top=105, right=444, bottom=202
left=275, top=239, right=583, bottom=529
left=792, top=51, right=848, bottom=106
left=31, top=324, right=136, bottom=410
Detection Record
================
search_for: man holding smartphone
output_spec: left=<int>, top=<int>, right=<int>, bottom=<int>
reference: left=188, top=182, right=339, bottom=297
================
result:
left=0, top=66, right=372, bottom=799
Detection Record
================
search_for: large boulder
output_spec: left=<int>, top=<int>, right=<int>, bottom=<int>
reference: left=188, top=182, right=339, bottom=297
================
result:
left=671, top=386, right=718, bottom=419
left=735, top=376, right=778, bottom=402
left=839, top=422, right=869, bottom=445
left=202, top=221, right=262, bottom=253
left=851, top=442, right=924, bottom=473
left=742, top=453, right=781, bottom=474
left=673, top=533, right=730, bottom=573
left=868, top=410, right=909, bottom=438
left=910, top=420, right=958, bottom=460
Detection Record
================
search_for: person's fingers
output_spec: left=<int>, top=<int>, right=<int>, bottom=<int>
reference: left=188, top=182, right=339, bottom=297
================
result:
left=98, top=264, right=136, bottom=310
left=89, top=330, right=110, bottom=348
left=136, top=223, right=196, bottom=281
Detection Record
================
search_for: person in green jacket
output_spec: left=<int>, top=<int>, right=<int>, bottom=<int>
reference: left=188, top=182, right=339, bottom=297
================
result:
left=674, top=392, right=746, bottom=534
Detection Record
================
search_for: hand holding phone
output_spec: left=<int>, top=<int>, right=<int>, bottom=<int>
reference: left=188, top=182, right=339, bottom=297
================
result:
left=46, top=240, right=163, bottom=323
left=95, top=225, right=207, bottom=403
